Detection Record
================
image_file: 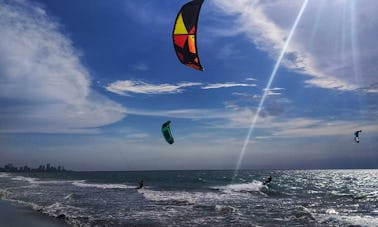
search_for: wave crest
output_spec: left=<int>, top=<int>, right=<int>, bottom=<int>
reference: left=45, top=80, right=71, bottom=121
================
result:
left=72, top=181, right=134, bottom=189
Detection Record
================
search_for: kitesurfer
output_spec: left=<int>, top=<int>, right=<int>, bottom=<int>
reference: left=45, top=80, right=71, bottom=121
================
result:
left=137, top=180, right=144, bottom=189
left=263, top=176, right=272, bottom=185
left=354, top=130, right=362, bottom=143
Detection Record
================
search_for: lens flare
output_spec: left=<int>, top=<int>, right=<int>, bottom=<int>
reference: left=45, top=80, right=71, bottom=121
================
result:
left=233, top=0, right=309, bottom=180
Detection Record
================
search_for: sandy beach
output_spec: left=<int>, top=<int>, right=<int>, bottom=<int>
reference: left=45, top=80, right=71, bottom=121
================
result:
left=0, top=199, right=69, bottom=227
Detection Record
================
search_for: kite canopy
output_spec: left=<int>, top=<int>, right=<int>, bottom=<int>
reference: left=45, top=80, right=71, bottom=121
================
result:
left=172, top=0, right=204, bottom=71
left=162, top=121, right=174, bottom=144
left=354, top=130, right=362, bottom=137
left=354, top=130, right=362, bottom=143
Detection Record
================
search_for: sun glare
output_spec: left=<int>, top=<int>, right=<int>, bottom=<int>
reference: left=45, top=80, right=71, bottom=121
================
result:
left=233, top=0, right=309, bottom=180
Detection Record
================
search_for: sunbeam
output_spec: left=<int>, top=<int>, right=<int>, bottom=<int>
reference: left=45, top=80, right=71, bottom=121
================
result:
left=350, top=1, right=361, bottom=87
left=233, top=0, right=309, bottom=180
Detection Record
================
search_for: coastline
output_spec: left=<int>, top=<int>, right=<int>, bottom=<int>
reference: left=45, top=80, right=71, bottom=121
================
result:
left=0, top=199, right=69, bottom=227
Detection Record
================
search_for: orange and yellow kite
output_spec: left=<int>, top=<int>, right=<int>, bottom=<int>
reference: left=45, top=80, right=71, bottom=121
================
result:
left=172, top=0, right=204, bottom=71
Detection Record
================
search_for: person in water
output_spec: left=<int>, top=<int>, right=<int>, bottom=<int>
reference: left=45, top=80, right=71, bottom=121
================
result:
left=263, top=176, right=272, bottom=185
left=137, top=180, right=144, bottom=189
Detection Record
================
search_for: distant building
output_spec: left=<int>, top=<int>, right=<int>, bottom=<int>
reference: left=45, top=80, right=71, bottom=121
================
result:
left=0, top=163, right=69, bottom=172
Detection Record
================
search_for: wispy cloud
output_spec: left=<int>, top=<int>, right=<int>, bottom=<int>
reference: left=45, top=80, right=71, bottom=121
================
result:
left=132, top=62, right=149, bottom=71
left=126, top=108, right=228, bottom=120
left=201, top=82, right=256, bottom=89
left=0, top=0, right=126, bottom=133
left=215, top=107, right=378, bottom=139
left=106, top=80, right=257, bottom=95
left=123, top=1, right=171, bottom=26
left=232, top=92, right=249, bottom=97
left=232, top=88, right=282, bottom=98
left=125, top=102, right=378, bottom=140
left=105, top=80, right=202, bottom=95
left=271, top=119, right=378, bottom=138
left=211, top=0, right=378, bottom=93
left=264, top=87, right=284, bottom=96
left=216, top=43, right=241, bottom=59
left=232, top=93, right=262, bottom=101
left=264, top=87, right=284, bottom=91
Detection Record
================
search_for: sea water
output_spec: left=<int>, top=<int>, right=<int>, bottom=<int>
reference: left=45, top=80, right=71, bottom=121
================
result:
left=0, top=169, right=377, bottom=226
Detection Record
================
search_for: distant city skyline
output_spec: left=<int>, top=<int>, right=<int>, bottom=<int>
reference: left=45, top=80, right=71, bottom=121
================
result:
left=0, top=163, right=67, bottom=172
left=0, top=0, right=377, bottom=170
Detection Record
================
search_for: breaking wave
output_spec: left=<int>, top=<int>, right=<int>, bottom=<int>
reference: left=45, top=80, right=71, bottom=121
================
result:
left=72, top=181, right=134, bottom=189
left=212, top=180, right=266, bottom=194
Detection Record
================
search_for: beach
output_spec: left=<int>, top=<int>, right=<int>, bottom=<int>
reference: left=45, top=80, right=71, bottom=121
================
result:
left=0, top=199, right=69, bottom=227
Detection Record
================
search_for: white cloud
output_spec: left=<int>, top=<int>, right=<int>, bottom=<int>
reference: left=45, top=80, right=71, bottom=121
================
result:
left=264, top=87, right=284, bottom=91
left=133, top=62, right=149, bottom=71
left=126, top=108, right=228, bottom=120
left=212, top=0, right=378, bottom=93
left=0, top=0, right=126, bottom=133
left=264, top=87, right=284, bottom=96
left=124, top=100, right=374, bottom=139
left=232, top=92, right=249, bottom=97
left=201, top=82, right=256, bottom=89
left=105, top=80, right=202, bottom=95
left=123, top=1, right=171, bottom=26
left=216, top=43, right=241, bottom=59
left=124, top=98, right=378, bottom=139
left=216, top=106, right=378, bottom=139
left=271, top=119, right=378, bottom=138
left=267, top=91, right=281, bottom=96
left=106, top=80, right=257, bottom=95
left=231, top=93, right=261, bottom=100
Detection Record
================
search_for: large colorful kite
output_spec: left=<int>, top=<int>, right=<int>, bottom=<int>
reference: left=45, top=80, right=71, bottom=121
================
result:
left=172, top=0, right=204, bottom=71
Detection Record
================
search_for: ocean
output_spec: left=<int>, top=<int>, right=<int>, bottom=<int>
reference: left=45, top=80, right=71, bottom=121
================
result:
left=0, top=169, right=377, bottom=226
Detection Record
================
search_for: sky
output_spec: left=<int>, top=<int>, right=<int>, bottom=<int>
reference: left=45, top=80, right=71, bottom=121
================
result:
left=0, top=0, right=377, bottom=171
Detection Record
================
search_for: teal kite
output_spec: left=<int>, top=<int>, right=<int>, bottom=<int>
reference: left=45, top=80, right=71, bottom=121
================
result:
left=162, top=121, right=174, bottom=144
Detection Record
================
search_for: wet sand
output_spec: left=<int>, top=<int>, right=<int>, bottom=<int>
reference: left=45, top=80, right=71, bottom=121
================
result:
left=0, top=199, right=69, bottom=227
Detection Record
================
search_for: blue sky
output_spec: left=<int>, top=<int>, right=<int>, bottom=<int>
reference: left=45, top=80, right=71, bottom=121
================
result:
left=0, top=0, right=377, bottom=170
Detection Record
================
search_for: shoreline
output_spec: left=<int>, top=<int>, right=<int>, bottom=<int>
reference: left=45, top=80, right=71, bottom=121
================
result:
left=0, top=198, right=69, bottom=227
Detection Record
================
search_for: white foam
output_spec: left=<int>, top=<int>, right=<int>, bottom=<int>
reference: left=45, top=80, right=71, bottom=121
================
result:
left=0, top=188, right=10, bottom=199
left=72, top=181, right=134, bottom=189
left=4, top=198, right=87, bottom=226
left=320, top=214, right=378, bottom=227
left=141, top=182, right=264, bottom=205
left=43, top=202, right=82, bottom=215
left=140, top=189, right=229, bottom=205
left=215, top=205, right=237, bottom=213
left=141, top=190, right=199, bottom=204
left=38, top=180, right=78, bottom=184
left=0, top=173, right=10, bottom=178
left=326, top=209, right=339, bottom=214
left=214, top=180, right=265, bottom=194
left=3, top=197, right=43, bottom=211
left=11, top=176, right=80, bottom=185
left=11, top=176, right=39, bottom=184
left=368, top=190, right=378, bottom=198
left=64, top=193, right=73, bottom=200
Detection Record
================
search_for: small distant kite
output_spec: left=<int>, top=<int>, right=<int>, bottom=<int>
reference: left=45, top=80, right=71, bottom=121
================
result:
left=162, top=121, right=174, bottom=144
left=172, top=0, right=204, bottom=71
left=354, top=130, right=362, bottom=143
